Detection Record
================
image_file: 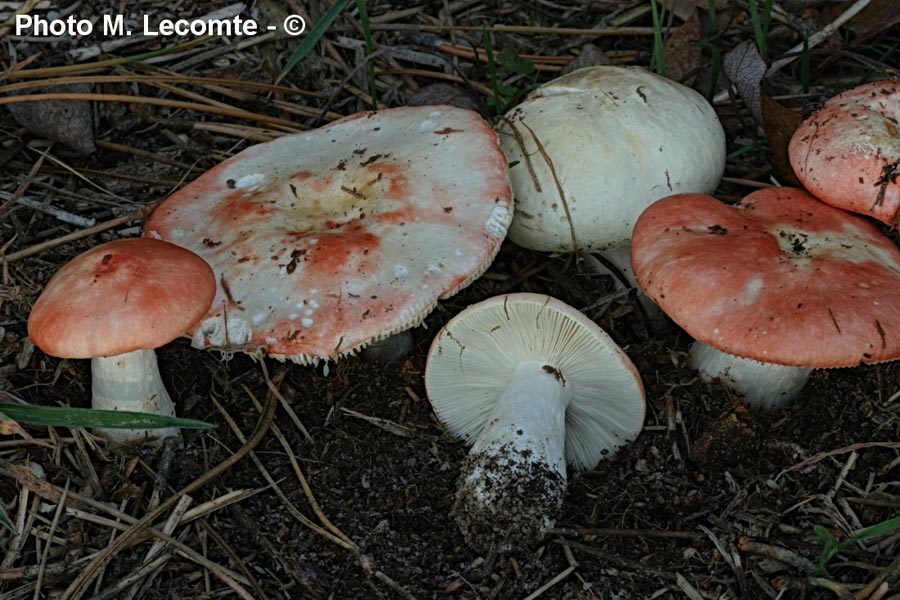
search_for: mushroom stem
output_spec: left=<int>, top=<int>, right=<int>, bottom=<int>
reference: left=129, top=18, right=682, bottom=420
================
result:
left=453, top=359, right=572, bottom=552
left=688, top=341, right=812, bottom=410
left=91, top=349, right=180, bottom=443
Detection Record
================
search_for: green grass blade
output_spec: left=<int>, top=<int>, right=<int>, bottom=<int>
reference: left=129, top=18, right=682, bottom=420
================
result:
left=0, top=403, right=214, bottom=430
left=649, top=0, right=667, bottom=76
left=280, top=0, right=352, bottom=78
left=356, top=0, right=378, bottom=110
left=0, top=508, right=12, bottom=533
left=482, top=27, right=502, bottom=113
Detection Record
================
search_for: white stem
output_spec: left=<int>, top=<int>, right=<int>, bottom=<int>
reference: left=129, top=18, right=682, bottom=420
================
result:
left=689, top=341, right=812, bottom=410
left=453, top=360, right=572, bottom=552
left=91, top=349, right=180, bottom=443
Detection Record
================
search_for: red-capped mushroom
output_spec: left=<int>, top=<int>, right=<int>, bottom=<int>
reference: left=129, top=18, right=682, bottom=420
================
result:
left=144, top=106, right=512, bottom=364
left=631, top=187, right=900, bottom=408
left=789, top=78, right=900, bottom=224
left=27, top=238, right=216, bottom=442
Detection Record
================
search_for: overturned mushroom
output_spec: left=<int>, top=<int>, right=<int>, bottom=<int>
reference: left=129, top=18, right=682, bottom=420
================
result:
left=425, top=293, right=645, bottom=552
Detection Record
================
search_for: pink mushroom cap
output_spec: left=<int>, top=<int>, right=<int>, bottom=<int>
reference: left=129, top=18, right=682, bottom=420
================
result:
left=28, top=238, right=216, bottom=358
left=631, top=187, right=900, bottom=367
left=144, top=106, right=512, bottom=364
left=789, top=78, right=900, bottom=224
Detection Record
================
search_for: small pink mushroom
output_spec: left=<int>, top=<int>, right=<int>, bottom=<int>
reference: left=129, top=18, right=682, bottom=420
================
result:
left=789, top=78, right=900, bottom=224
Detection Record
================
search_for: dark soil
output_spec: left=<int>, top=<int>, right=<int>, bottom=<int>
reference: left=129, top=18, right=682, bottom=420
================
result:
left=2, top=1, right=900, bottom=599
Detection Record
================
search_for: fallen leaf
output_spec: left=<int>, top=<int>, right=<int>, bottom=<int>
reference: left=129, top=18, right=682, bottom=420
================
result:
left=407, top=83, right=481, bottom=112
left=7, top=83, right=96, bottom=155
left=0, top=410, right=29, bottom=438
left=562, top=43, right=611, bottom=75
left=761, top=93, right=802, bottom=186
left=723, top=40, right=765, bottom=124
left=654, top=0, right=727, bottom=22
left=664, top=9, right=703, bottom=85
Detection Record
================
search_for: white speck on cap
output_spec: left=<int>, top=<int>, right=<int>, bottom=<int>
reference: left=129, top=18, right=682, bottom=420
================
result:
left=302, top=318, right=314, bottom=328
left=419, top=120, right=437, bottom=132
left=252, top=312, right=268, bottom=325
left=394, top=264, right=408, bottom=278
left=235, top=174, right=265, bottom=190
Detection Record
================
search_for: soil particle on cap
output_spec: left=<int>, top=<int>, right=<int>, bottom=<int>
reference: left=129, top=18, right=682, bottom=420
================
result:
left=452, top=443, right=565, bottom=553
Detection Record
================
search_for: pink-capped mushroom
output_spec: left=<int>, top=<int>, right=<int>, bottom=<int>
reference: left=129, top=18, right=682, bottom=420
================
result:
left=27, top=238, right=216, bottom=443
left=144, top=106, right=512, bottom=364
left=632, top=187, right=900, bottom=409
left=789, top=78, right=900, bottom=224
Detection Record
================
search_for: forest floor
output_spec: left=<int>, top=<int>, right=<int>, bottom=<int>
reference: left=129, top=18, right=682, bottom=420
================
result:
left=2, top=0, right=900, bottom=598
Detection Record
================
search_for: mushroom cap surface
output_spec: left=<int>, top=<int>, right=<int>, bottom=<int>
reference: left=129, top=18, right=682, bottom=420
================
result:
left=28, top=238, right=216, bottom=358
left=632, top=187, right=900, bottom=367
left=496, top=65, right=725, bottom=252
left=425, top=293, right=645, bottom=471
left=144, top=106, right=512, bottom=363
left=789, top=78, right=900, bottom=224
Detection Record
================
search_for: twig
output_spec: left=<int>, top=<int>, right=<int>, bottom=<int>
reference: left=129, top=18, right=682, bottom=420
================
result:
left=776, top=442, right=900, bottom=481
left=58, top=387, right=277, bottom=599
left=32, top=479, right=68, bottom=599
left=548, top=526, right=703, bottom=541
left=1, top=204, right=157, bottom=263
left=738, top=537, right=818, bottom=573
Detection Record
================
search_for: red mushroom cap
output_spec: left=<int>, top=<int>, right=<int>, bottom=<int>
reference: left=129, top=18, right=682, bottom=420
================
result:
left=144, top=106, right=512, bottom=363
left=28, top=238, right=216, bottom=358
left=789, top=78, right=900, bottom=224
left=631, top=187, right=900, bottom=367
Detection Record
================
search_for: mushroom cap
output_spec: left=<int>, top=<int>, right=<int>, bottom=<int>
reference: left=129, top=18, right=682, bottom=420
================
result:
left=144, top=106, right=512, bottom=364
left=425, top=293, right=646, bottom=471
left=496, top=66, right=725, bottom=253
left=789, top=78, right=900, bottom=224
left=28, top=238, right=216, bottom=359
left=631, top=187, right=900, bottom=367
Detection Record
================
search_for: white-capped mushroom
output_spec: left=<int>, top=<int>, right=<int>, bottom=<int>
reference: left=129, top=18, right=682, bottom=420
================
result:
left=496, top=66, right=725, bottom=289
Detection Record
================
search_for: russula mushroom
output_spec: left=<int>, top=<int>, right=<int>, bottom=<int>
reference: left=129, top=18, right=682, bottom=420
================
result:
left=495, top=66, right=726, bottom=285
left=789, top=78, right=899, bottom=224
left=425, top=293, right=645, bottom=552
left=631, top=187, right=900, bottom=409
left=27, top=238, right=216, bottom=442
left=144, top=106, right=512, bottom=364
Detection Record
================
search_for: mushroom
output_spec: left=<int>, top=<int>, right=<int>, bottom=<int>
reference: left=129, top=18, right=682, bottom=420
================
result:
left=144, top=105, right=512, bottom=364
left=631, top=187, right=900, bottom=409
left=425, top=293, right=645, bottom=552
left=495, top=66, right=725, bottom=287
left=27, top=238, right=216, bottom=442
left=789, top=78, right=900, bottom=224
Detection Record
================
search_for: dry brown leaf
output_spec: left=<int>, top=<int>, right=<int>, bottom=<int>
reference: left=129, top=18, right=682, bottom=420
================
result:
left=664, top=9, right=703, bottom=85
left=761, top=93, right=802, bottom=187
left=562, top=43, right=611, bottom=75
left=723, top=40, right=765, bottom=124
left=8, top=83, right=96, bottom=155
left=654, top=0, right=727, bottom=22
left=406, top=83, right=480, bottom=112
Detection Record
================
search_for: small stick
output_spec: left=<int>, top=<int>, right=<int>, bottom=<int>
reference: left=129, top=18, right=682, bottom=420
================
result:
left=2, top=204, right=157, bottom=263
left=738, top=537, right=817, bottom=573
